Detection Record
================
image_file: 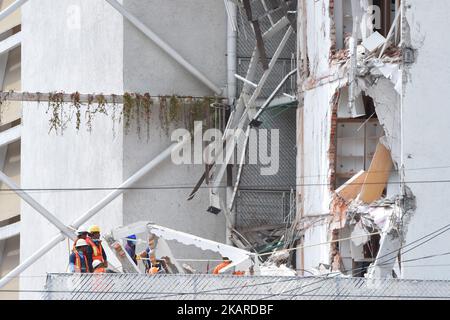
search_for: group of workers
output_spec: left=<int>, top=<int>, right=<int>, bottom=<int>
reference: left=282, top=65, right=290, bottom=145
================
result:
left=69, top=226, right=246, bottom=275
left=69, top=225, right=109, bottom=273
left=69, top=225, right=162, bottom=274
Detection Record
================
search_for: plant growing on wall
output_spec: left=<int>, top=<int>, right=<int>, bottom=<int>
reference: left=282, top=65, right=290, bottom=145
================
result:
left=70, top=92, right=82, bottom=130
left=47, top=92, right=65, bottom=134
left=2, top=90, right=226, bottom=138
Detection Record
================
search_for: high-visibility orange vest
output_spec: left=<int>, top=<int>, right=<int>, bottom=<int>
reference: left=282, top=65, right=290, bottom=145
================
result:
left=213, top=261, right=232, bottom=274
left=94, top=267, right=106, bottom=274
left=86, top=237, right=104, bottom=263
left=74, top=251, right=88, bottom=273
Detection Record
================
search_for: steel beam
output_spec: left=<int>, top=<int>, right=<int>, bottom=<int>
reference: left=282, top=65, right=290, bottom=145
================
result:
left=187, top=18, right=290, bottom=200
left=0, top=135, right=190, bottom=289
left=104, top=0, right=222, bottom=95
left=0, top=233, right=64, bottom=290
left=227, top=69, right=297, bottom=211
left=212, top=26, right=294, bottom=194
left=246, top=26, right=294, bottom=115
left=0, top=125, right=21, bottom=148
left=0, top=0, right=28, bottom=23
left=0, top=31, right=21, bottom=56
left=0, top=170, right=76, bottom=240
left=70, top=139, right=188, bottom=229
left=0, top=221, right=20, bottom=241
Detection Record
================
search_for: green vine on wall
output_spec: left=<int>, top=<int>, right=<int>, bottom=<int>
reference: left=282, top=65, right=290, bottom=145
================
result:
left=18, top=91, right=226, bottom=139
left=47, top=92, right=65, bottom=134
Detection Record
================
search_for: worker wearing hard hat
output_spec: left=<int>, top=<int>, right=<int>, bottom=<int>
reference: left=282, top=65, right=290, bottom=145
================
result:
left=87, top=225, right=108, bottom=268
left=73, top=226, right=94, bottom=272
left=92, top=259, right=106, bottom=273
left=69, top=239, right=90, bottom=273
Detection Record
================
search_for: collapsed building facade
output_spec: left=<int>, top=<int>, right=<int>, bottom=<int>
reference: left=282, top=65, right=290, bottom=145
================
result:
left=0, top=0, right=447, bottom=300
left=295, top=0, right=450, bottom=280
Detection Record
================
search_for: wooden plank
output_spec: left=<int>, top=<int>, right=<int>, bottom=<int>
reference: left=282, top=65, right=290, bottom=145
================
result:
left=359, top=143, right=393, bottom=204
left=335, top=170, right=367, bottom=202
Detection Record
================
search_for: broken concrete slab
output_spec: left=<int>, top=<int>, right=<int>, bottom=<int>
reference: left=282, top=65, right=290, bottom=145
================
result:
left=351, top=220, right=370, bottom=247
left=338, top=87, right=366, bottom=118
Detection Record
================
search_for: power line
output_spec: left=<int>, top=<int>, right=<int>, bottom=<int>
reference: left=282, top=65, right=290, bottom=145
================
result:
left=4, top=210, right=450, bottom=298
left=259, top=223, right=450, bottom=300
left=4, top=253, right=450, bottom=297
left=3, top=178, right=450, bottom=195
left=3, top=205, right=450, bottom=297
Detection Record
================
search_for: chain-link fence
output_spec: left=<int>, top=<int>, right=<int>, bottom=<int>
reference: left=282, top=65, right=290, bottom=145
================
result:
left=236, top=0, right=297, bottom=98
left=234, top=189, right=294, bottom=229
left=234, top=105, right=296, bottom=231
left=43, top=273, right=450, bottom=300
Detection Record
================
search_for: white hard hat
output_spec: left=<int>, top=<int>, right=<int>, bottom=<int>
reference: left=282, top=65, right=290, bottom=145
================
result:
left=75, top=239, right=88, bottom=247
left=77, top=226, right=89, bottom=235
left=92, top=259, right=103, bottom=269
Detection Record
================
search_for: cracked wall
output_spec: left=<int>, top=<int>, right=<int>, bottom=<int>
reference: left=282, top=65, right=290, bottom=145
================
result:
left=297, top=0, right=338, bottom=272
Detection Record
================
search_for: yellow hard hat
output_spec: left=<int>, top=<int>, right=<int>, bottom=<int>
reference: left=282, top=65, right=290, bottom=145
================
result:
left=88, top=225, right=101, bottom=233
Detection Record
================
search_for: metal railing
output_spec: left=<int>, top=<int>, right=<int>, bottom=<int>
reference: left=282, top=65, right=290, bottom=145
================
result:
left=43, top=273, right=450, bottom=300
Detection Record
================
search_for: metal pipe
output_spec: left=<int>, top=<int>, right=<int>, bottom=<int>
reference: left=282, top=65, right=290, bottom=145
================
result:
left=0, top=125, right=21, bottom=148
left=212, top=27, right=294, bottom=194
left=0, top=171, right=76, bottom=240
left=0, top=222, right=20, bottom=241
left=226, top=1, right=237, bottom=246
left=246, top=26, right=294, bottom=111
left=223, top=0, right=237, bottom=32
left=256, top=68, right=297, bottom=118
left=234, top=73, right=258, bottom=88
left=0, top=233, right=64, bottom=290
left=227, top=69, right=296, bottom=211
left=105, top=0, right=222, bottom=95
left=260, top=0, right=275, bottom=26
left=0, top=0, right=28, bottom=22
left=0, top=136, right=190, bottom=289
left=227, top=2, right=237, bottom=102
left=378, top=9, right=401, bottom=59
left=71, top=138, right=188, bottom=228
left=0, top=31, right=22, bottom=56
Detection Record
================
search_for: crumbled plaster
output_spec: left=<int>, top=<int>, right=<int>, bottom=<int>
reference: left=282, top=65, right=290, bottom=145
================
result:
left=364, top=78, right=401, bottom=168
left=401, top=2, right=424, bottom=93
left=397, top=185, right=417, bottom=243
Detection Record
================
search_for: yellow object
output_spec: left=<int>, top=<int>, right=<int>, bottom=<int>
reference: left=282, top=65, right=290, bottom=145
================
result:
left=149, top=267, right=159, bottom=274
left=89, top=225, right=101, bottom=233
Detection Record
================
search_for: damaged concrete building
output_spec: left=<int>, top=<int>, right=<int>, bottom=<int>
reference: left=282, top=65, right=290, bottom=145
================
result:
left=295, top=0, right=450, bottom=280
left=0, top=0, right=448, bottom=301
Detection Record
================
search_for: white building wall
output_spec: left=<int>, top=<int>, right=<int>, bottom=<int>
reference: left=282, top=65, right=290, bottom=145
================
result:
left=306, top=0, right=333, bottom=77
left=401, top=0, right=450, bottom=280
left=19, top=0, right=228, bottom=297
left=20, top=0, right=124, bottom=298
left=298, top=0, right=336, bottom=271
left=121, top=0, right=227, bottom=265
